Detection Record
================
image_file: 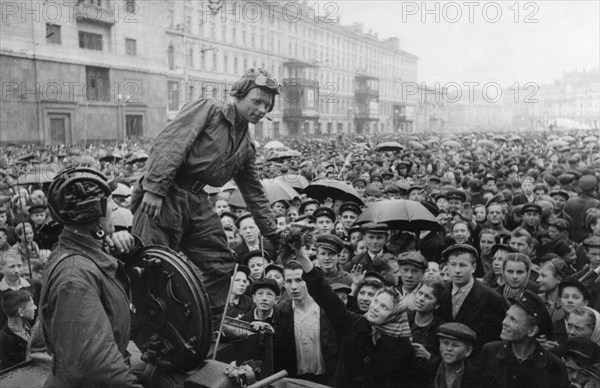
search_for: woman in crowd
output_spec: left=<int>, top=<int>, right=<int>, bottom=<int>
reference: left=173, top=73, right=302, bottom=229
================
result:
left=538, top=258, right=573, bottom=322
left=408, top=282, right=446, bottom=360
left=477, top=229, right=500, bottom=275
left=496, top=253, right=538, bottom=303
left=566, top=306, right=600, bottom=346
left=226, top=265, right=253, bottom=319
left=353, top=279, right=384, bottom=314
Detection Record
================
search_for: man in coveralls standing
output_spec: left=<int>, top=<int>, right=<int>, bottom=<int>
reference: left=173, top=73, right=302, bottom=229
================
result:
left=132, top=68, right=281, bottom=324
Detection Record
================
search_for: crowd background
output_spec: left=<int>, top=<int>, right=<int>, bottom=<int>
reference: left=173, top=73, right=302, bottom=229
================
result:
left=1, top=128, right=600, bottom=387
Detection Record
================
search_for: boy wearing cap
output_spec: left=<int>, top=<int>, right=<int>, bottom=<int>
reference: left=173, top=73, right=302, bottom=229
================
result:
left=573, top=236, right=600, bottom=312
left=132, top=68, right=282, bottom=323
left=343, top=222, right=389, bottom=273
left=479, top=290, right=569, bottom=388
left=397, top=251, right=428, bottom=310
left=240, top=278, right=280, bottom=330
left=316, top=234, right=353, bottom=287
left=313, top=207, right=336, bottom=235
left=338, top=202, right=361, bottom=231
left=431, top=323, right=481, bottom=388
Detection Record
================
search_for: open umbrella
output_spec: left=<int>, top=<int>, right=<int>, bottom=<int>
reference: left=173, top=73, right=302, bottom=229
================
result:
left=442, top=140, right=462, bottom=148
left=560, top=136, right=575, bottom=143
left=99, top=151, right=123, bottom=163
left=267, top=150, right=296, bottom=162
left=304, top=179, right=363, bottom=205
left=126, top=152, right=148, bottom=164
left=263, top=140, right=285, bottom=149
left=406, top=135, right=420, bottom=142
left=408, top=140, right=425, bottom=150
left=74, top=155, right=98, bottom=166
left=354, top=199, right=443, bottom=232
left=353, top=142, right=370, bottom=151
left=276, top=174, right=309, bottom=191
left=18, top=154, right=36, bottom=162
left=376, top=141, right=404, bottom=152
left=476, top=139, right=497, bottom=149
left=547, top=140, right=569, bottom=149
left=492, top=135, right=507, bottom=142
left=260, top=179, right=301, bottom=204
left=509, top=135, right=523, bottom=142
left=584, top=136, right=598, bottom=143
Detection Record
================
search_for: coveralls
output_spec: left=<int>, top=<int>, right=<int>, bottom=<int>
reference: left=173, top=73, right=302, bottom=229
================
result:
left=131, top=98, right=276, bottom=318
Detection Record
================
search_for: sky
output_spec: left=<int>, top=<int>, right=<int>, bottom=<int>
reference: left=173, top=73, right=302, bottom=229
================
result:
left=317, top=0, right=600, bottom=87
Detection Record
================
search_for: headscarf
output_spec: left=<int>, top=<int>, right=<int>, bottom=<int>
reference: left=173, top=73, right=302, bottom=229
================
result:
left=583, top=307, right=600, bottom=345
left=367, top=288, right=412, bottom=342
left=501, top=253, right=532, bottom=302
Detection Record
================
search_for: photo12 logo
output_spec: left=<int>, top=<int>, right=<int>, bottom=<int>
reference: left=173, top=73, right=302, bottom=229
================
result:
left=400, top=1, right=540, bottom=23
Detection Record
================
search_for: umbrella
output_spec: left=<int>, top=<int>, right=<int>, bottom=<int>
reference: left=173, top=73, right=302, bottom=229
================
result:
left=492, top=135, right=507, bottom=142
left=99, top=151, right=123, bottom=163
left=276, top=174, right=309, bottom=191
left=18, top=154, right=36, bottom=162
left=547, top=140, right=569, bottom=148
left=74, top=155, right=98, bottom=166
left=354, top=199, right=443, bottom=232
left=353, top=142, right=370, bottom=151
left=303, top=179, right=364, bottom=205
left=423, top=139, right=439, bottom=146
left=408, top=141, right=425, bottom=150
left=260, top=179, right=301, bottom=204
left=509, top=135, right=523, bottom=142
left=583, top=136, right=598, bottom=143
left=267, top=150, right=296, bottom=162
left=376, top=141, right=404, bottom=152
left=406, top=135, right=420, bottom=141
left=126, top=152, right=148, bottom=164
left=263, top=140, right=285, bottom=149
left=442, top=140, right=462, bottom=148
left=476, top=139, right=497, bottom=149
left=560, top=136, right=575, bottom=143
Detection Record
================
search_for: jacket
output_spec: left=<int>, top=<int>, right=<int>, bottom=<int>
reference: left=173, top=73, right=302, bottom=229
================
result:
left=478, top=341, right=570, bottom=388
left=303, top=267, right=418, bottom=388
left=143, top=98, right=276, bottom=237
left=565, top=193, right=600, bottom=243
left=0, top=323, right=29, bottom=371
left=272, top=298, right=340, bottom=382
left=438, top=279, right=507, bottom=356
left=39, top=228, right=140, bottom=387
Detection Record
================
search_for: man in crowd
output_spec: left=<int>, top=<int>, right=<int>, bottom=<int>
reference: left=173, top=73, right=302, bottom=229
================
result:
left=343, top=222, right=389, bottom=272
left=316, top=234, right=352, bottom=286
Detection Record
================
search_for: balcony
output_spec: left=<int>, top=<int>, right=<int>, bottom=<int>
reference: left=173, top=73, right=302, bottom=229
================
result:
left=75, top=2, right=116, bottom=25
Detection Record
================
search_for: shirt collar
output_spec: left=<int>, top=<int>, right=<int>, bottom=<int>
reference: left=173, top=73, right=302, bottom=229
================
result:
left=0, top=277, right=31, bottom=291
left=254, top=308, right=274, bottom=320
left=452, top=277, right=474, bottom=296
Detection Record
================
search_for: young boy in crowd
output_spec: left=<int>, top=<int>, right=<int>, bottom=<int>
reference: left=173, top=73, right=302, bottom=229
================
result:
left=433, top=322, right=481, bottom=388
left=0, top=253, right=41, bottom=328
left=0, top=290, right=37, bottom=370
left=241, top=278, right=280, bottom=331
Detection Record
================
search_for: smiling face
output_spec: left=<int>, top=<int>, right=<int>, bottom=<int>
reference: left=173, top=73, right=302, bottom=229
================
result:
left=356, top=285, right=378, bottom=313
left=317, top=246, right=339, bottom=273
left=479, top=233, right=496, bottom=255
left=235, top=88, right=275, bottom=124
left=452, top=223, right=471, bottom=244
left=365, top=291, right=395, bottom=325
left=501, top=304, right=536, bottom=342
left=439, top=338, right=472, bottom=366
left=536, top=264, right=561, bottom=293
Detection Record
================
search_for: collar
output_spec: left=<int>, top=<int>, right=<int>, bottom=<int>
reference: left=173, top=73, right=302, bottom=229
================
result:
left=292, top=299, right=318, bottom=314
left=254, top=308, right=274, bottom=321
left=452, top=277, right=474, bottom=296
left=496, top=342, right=548, bottom=368
left=222, top=102, right=238, bottom=126
left=0, top=277, right=30, bottom=291
left=58, top=227, right=119, bottom=278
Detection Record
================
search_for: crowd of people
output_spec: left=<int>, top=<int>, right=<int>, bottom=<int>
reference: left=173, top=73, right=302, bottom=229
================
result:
left=0, top=69, right=600, bottom=388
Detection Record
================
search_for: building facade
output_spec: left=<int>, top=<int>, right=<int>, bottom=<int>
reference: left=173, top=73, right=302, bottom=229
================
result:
left=1, top=0, right=420, bottom=144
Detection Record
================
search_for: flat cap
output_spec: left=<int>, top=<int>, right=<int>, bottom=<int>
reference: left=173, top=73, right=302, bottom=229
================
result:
left=383, top=184, right=400, bottom=194
left=437, top=323, right=477, bottom=343
left=407, top=185, right=424, bottom=194
left=28, top=204, right=47, bottom=214
left=549, top=189, right=570, bottom=201
left=433, top=192, right=447, bottom=201
left=364, top=187, right=383, bottom=198
left=521, top=203, right=542, bottom=215
left=339, top=201, right=361, bottom=216
left=583, top=236, right=600, bottom=249
left=398, top=251, right=428, bottom=270
left=381, top=172, right=394, bottom=179
left=313, top=206, right=336, bottom=222
left=509, top=290, right=552, bottom=335
left=442, top=244, right=478, bottom=261
left=352, top=178, right=367, bottom=187
left=429, top=176, right=441, bottom=183
left=485, top=192, right=506, bottom=208
left=446, top=190, right=466, bottom=202
left=490, top=244, right=515, bottom=257
left=240, top=250, right=271, bottom=266
left=265, top=263, right=284, bottom=276
left=564, top=337, right=600, bottom=361
left=360, top=222, right=388, bottom=234
left=331, top=283, right=352, bottom=294
left=370, top=174, right=383, bottom=183
left=235, top=212, right=255, bottom=229
left=250, top=278, right=280, bottom=296
left=558, top=277, right=590, bottom=302
left=579, top=175, right=598, bottom=192
left=558, top=174, right=575, bottom=185
left=315, top=234, right=344, bottom=253
left=236, top=265, right=251, bottom=278
left=299, top=199, right=320, bottom=214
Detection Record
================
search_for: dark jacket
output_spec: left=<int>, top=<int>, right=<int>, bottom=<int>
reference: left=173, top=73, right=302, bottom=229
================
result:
left=39, top=228, right=140, bottom=388
left=438, top=280, right=507, bottom=356
left=431, top=359, right=481, bottom=388
left=303, top=267, right=418, bottom=388
left=565, top=193, right=600, bottom=243
left=142, top=98, right=276, bottom=237
left=343, top=251, right=381, bottom=273
left=0, top=323, right=29, bottom=371
left=233, top=239, right=276, bottom=264
left=272, top=298, right=340, bottom=382
left=478, top=341, right=570, bottom=388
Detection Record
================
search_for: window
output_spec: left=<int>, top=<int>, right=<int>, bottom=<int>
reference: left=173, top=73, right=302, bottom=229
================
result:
left=168, top=44, right=174, bottom=70
left=125, top=38, right=136, bottom=56
left=46, top=24, right=61, bottom=44
left=223, top=54, right=228, bottom=73
left=187, top=48, right=194, bottom=68
left=85, top=66, right=110, bottom=102
left=125, top=115, right=143, bottom=137
left=188, top=84, right=195, bottom=101
left=168, top=81, right=179, bottom=111
left=79, top=31, right=103, bottom=51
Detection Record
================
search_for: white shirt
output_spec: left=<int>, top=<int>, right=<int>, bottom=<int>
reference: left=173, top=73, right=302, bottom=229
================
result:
left=293, top=300, right=325, bottom=376
left=0, top=277, right=30, bottom=291
left=451, top=277, right=474, bottom=318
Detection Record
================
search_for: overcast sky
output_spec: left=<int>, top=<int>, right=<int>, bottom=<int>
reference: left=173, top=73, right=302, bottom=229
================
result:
left=320, top=0, right=600, bottom=86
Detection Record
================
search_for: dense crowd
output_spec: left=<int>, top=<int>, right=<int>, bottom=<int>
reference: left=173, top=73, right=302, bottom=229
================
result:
left=1, top=128, right=600, bottom=387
